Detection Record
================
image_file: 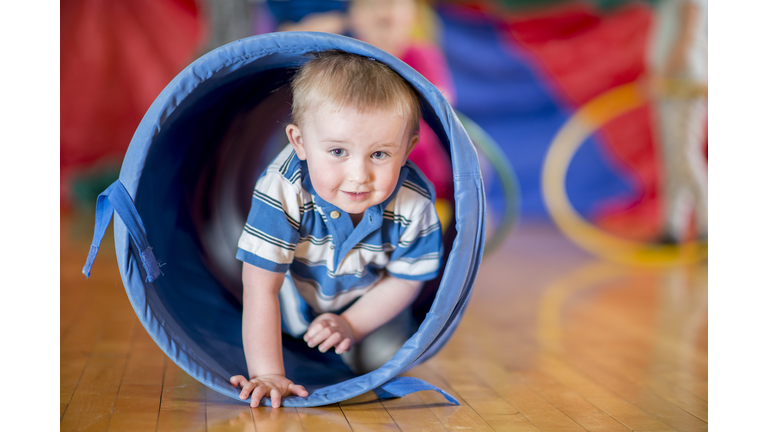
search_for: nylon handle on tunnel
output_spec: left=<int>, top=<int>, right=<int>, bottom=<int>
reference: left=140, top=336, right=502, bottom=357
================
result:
left=82, top=180, right=162, bottom=282
left=372, top=377, right=460, bottom=405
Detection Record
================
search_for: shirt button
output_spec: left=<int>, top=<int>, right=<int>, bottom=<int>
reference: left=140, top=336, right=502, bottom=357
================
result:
left=330, top=211, right=341, bottom=219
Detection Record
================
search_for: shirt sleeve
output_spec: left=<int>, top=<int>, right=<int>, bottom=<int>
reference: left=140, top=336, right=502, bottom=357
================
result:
left=236, top=172, right=302, bottom=273
left=385, top=200, right=443, bottom=281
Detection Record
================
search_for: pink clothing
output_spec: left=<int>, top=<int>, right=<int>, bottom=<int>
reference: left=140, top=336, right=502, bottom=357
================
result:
left=400, top=44, right=456, bottom=102
left=399, top=43, right=456, bottom=202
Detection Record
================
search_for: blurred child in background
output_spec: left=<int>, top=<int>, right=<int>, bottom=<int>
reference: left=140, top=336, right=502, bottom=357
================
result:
left=647, top=0, right=708, bottom=243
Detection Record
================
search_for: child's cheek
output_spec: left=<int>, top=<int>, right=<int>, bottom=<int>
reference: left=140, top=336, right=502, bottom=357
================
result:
left=313, top=171, right=340, bottom=200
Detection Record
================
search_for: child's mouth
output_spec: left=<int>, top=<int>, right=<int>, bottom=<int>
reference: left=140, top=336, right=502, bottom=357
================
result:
left=343, top=191, right=371, bottom=201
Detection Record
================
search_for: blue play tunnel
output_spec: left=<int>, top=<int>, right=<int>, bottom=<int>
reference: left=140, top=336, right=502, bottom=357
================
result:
left=83, top=32, right=485, bottom=407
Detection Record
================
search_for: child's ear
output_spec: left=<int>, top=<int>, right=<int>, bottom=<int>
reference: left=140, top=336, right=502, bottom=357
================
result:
left=402, top=132, right=420, bottom=166
left=286, top=124, right=307, bottom=160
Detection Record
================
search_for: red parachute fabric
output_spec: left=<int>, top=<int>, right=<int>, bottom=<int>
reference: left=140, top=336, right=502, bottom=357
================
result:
left=61, top=0, right=204, bottom=208
left=499, top=2, right=662, bottom=239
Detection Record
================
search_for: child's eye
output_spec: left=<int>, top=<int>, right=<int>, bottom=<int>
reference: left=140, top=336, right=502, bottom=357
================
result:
left=330, top=148, right=347, bottom=157
left=371, top=151, right=388, bottom=160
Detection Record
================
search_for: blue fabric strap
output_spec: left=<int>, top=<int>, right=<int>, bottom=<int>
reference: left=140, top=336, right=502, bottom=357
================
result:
left=82, top=180, right=162, bottom=282
left=373, top=377, right=460, bottom=405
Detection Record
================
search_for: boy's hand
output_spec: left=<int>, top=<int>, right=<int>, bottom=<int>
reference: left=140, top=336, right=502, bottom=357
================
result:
left=229, top=374, right=309, bottom=408
left=304, top=313, right=355, bottom=354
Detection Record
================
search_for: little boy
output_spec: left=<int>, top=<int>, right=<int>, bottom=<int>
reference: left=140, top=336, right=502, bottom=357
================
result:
left=229, top=50, right=443, bottom=408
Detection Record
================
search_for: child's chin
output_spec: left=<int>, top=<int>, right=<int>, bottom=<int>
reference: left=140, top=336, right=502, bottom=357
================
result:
left=336, top=198, right=372, bottom=213
left=335, top=196, right=386, bottom=215
left=339, top=205, right=366, bottom=215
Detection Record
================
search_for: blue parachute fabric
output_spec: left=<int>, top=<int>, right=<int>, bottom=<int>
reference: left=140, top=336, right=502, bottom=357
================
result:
left=86, top=32, right=484, bottom=407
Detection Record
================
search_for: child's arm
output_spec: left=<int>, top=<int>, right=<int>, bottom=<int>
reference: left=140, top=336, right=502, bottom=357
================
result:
left=303, top=273, right=422, bottom=353
left=229, top=263, right=309, bottom=408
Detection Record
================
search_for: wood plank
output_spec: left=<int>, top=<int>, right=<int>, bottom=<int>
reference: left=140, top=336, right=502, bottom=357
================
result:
left=569, top=344, right=708, bottom=423
left=434, top=361, right=587, bottom=432
left=418, top=363, right=540, bottom=432
left=564, top=323, right=708, bottom=385
left=380, top=392, right=448, bottom=431
left=61, top=256, right=125, bottom=347
left=156, top=400, right=207, bottom=432
left=563, top=277, right=708, bottom=382
left=519, top=369, right=632, bottom=432
left=60, top=356, right=127, bottom=431
left=60, top=296, right=135, bottom=411
left=106, top=384, right=162, bottom=431
left=296, top=405, right=353, bottom=431
left=656, top=370, right=708, bottom=402
left=646, top=378, right=707, bottom=423
left=60, top=272, right=87, bottom=339
left=537, top=355, right=673, bottom=431
left=60, top=290, right=109, bottom=355
left=564, top=336, right=708, bottom=409
left=60, top=274, right=132, bottom=360
left=349, top=424, right=400, bottom=432
left=339, top=391, right=397, bottom=426
left=61, top=352, right=89, bottom=408
left=90, top=308, right=136, bottom=356
left=61, top=281, right=138, bottom=420
left=252, top=406, right=306, bottom=432
left=60, top=214, right=106, bottom=339
left=121, top=322, right=166, bottom=386
left=206, top=386, right=305, bottom=432
left=407, top=366, right=500, bottom=431
left=558, top=351, right=708, bottom=431
left=206, top=388, right=258, bottom=432
left=161, top=360, right=207, bottom=402
left=104, top=322, right=167, bottom=431
left=580, top=337, right=708, bottom=406
left=156, top=360, right=207, bottom=431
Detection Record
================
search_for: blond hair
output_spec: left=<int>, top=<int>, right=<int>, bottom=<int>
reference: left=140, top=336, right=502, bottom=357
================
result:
left=290, top=50, right=421, bottom=132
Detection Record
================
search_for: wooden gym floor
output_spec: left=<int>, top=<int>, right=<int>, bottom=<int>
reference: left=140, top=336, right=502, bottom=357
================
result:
left=60, top=213, right=707, bottom=431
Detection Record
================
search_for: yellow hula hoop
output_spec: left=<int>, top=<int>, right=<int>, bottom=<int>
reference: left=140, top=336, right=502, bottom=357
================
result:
left=541, top=82, right=707, bottom=267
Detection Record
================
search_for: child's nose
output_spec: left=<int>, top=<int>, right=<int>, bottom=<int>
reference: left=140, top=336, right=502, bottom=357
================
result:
left=348, top=159, right=372, bottom=185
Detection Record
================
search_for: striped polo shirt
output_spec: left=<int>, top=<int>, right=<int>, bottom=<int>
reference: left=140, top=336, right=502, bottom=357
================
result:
left=236, top=145, right=443, bottom=336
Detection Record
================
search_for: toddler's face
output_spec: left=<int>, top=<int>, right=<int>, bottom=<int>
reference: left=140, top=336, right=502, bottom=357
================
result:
left=286, top=103, right=419, bottom=216
left=349, top=0, right=417, bottom=56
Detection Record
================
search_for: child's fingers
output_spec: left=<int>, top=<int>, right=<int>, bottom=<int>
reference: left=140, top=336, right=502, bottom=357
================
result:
left=230, top=375, right=247, bottom=389
left=318, top=332, right=343, bottom=353
left=239, top=381, right=257, bottom=400
left=335, top=338, right=352, bottom=354
left=304, top=319, right=329, bottom=341
left=250, top=385, right=268, bottom=408
left=270, top=388, right=282, bottom=408
left=289, top=383, right=309, bottom=397
left=303, top=322, right=321, bottom=343
left=306, top=326, right=333, bottom=348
